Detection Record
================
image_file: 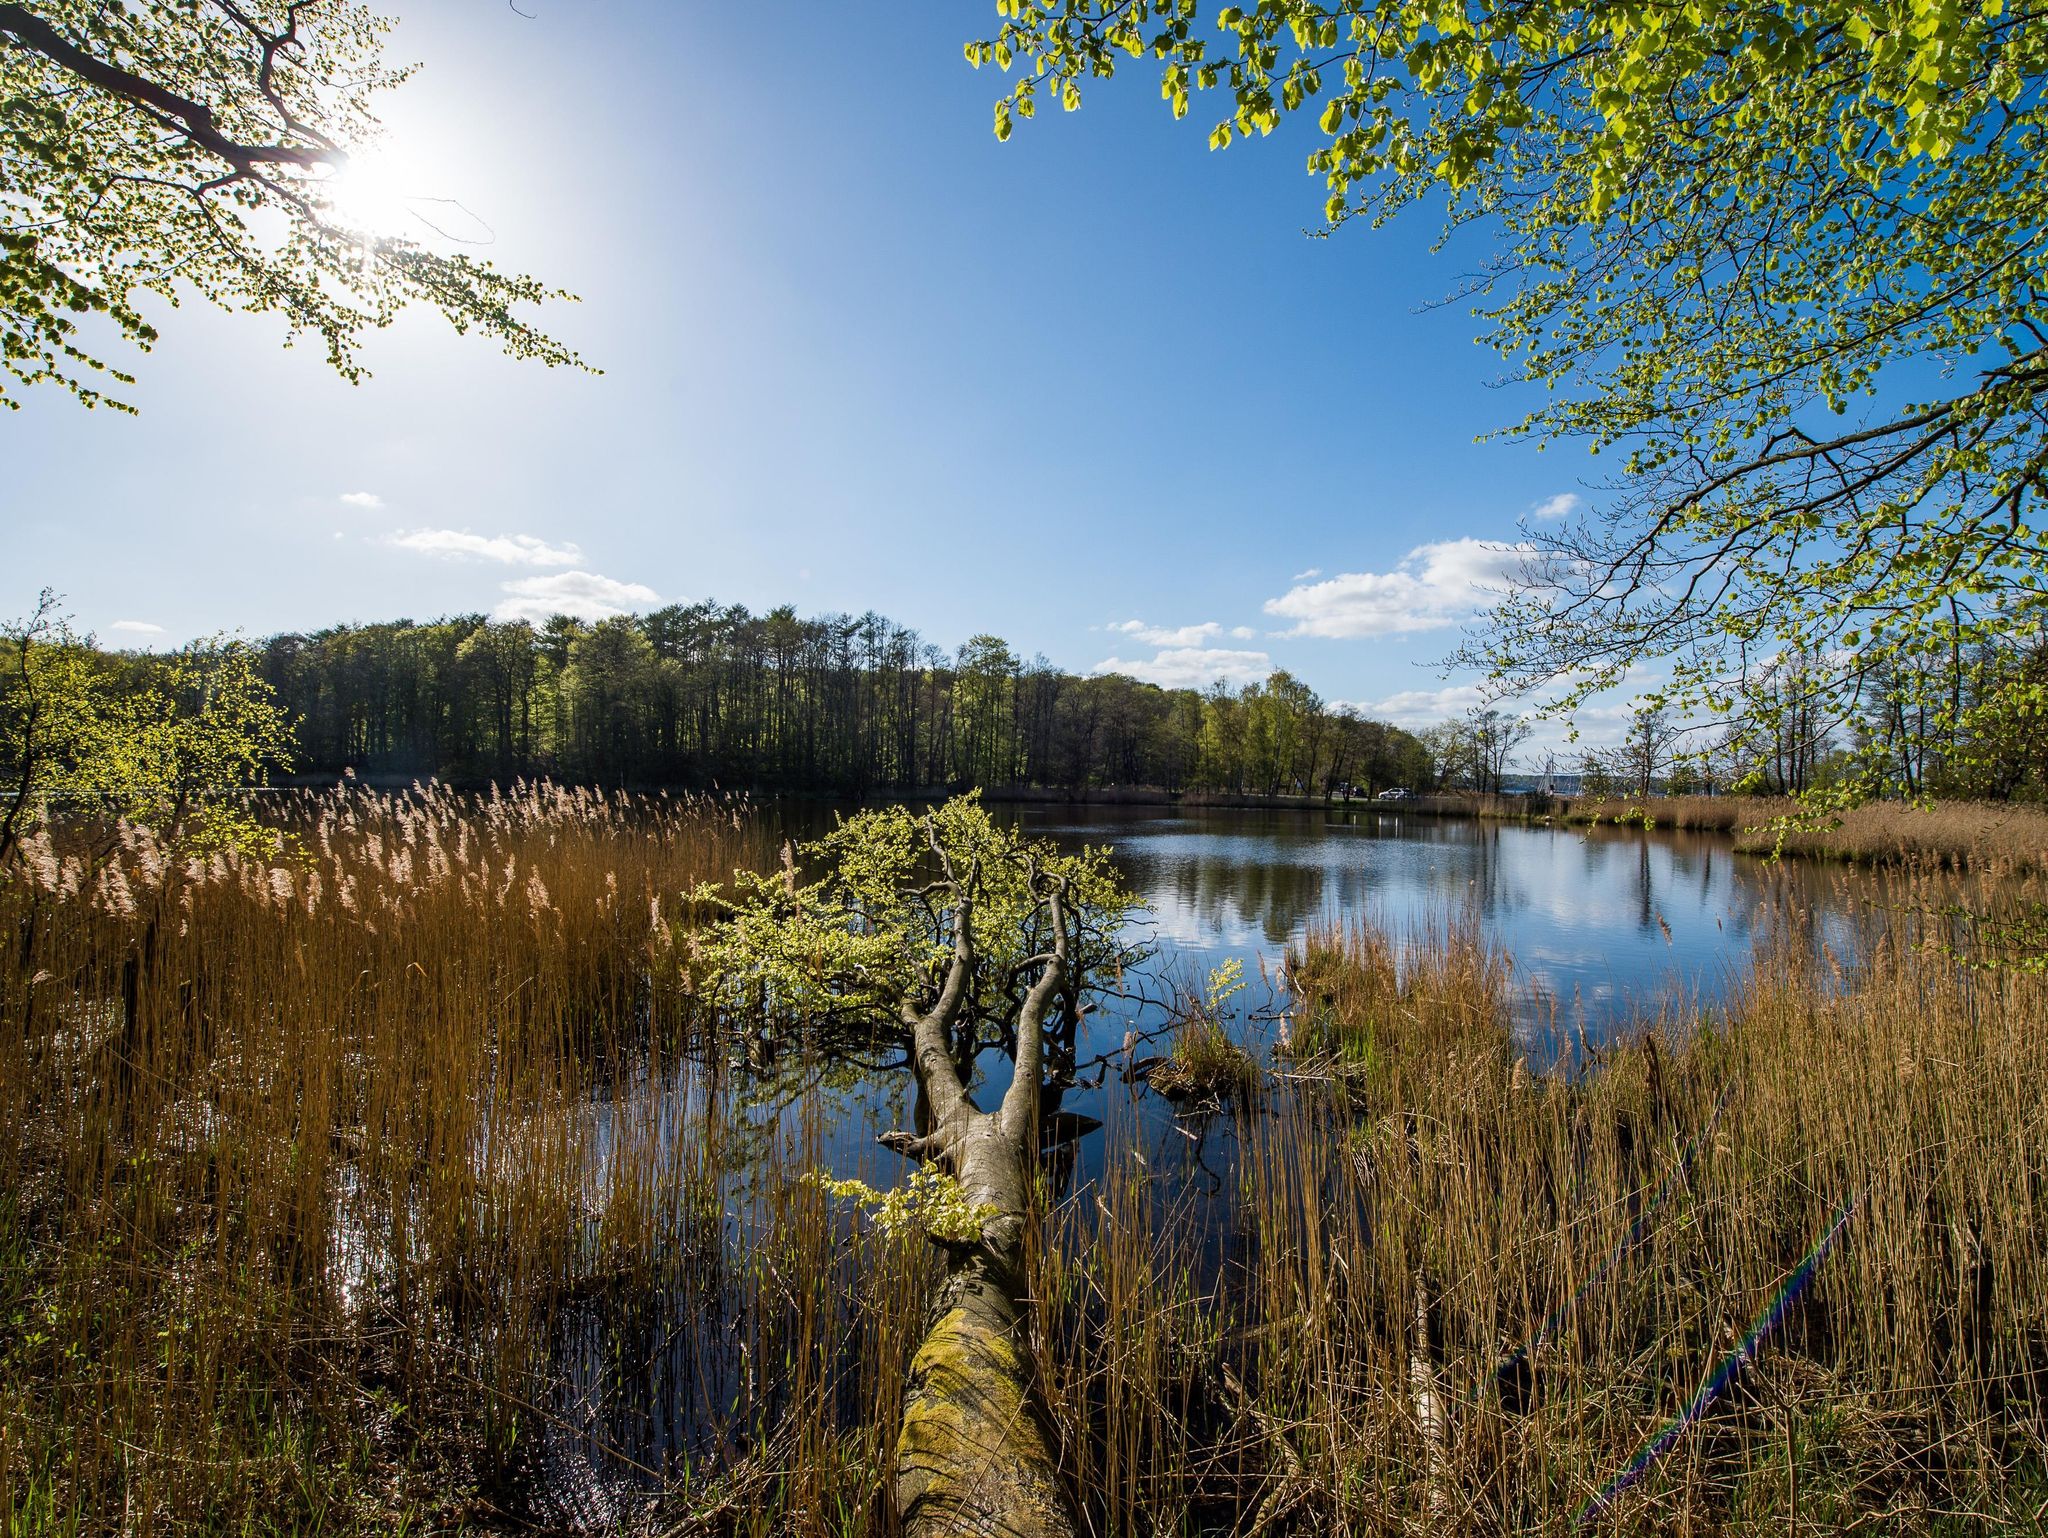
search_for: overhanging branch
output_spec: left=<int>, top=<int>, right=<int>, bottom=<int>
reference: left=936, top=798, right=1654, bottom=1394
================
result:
left=0, top=3, right=339, bottom=174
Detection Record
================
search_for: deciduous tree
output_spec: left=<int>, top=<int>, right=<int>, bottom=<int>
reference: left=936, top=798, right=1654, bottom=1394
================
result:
left=693, top=796, right=1143, bottom=1536
left=1, top=0, right=581, bottom=409
left=975, top=1, right=2048, bottom=744
left=1, top=592, right=294, bottom=864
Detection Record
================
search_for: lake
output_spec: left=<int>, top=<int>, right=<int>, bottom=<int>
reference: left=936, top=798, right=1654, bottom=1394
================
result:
left=543, top=803, right=1889, bottom=1514
left=1000, top=802, right=1868, bottom=1043
left=731, top=800, right=1885, bottom=1187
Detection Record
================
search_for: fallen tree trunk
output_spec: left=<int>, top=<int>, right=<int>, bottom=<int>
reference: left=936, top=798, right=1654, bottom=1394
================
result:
left=884, top=870, right=1077, bottom=1538
left=893, top=1129, right=1071, bottom=1537
left=700, top=804, right=1133, bottom=1534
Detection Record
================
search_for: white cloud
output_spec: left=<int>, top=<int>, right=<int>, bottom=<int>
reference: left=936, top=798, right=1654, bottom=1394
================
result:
left=1262, top=538, right=1533, bottom=639
left=1529, top=492, right=1583, bottom=521
left=1094, top=646, right=1272, bottom=689
left=109, top=620, right=164, bottom=635
left=1108, top=618, right=1225, bottom=648
left=1342, top=684, right=1487, bottom=727
left=495, top=571, right=659, bottom=623
left=339, top=491, right=384, bottom=509
left=1292, top=567, right=1323, bottom=581
left=388, top=528, right=584, bottom=567
left=1229, top=625, right=1256, bottom=640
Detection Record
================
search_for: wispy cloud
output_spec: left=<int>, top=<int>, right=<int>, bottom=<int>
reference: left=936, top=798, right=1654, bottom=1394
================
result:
left=388, top=528, right=583, bottom=567
left=1528, top=492, right=1583, bottom=521
left=339, top=491, right=384, bottom=509
left=109, top=619, right=165, bottom=635
left=1341, top=683, right=1487, bottom=727
left=1094, top=646, right=1272, bottom=689
left=1292, top=567, right=1323, bottom=581
left=1262, top=538, right=1532, bottom=639
left=1108, top=618, right=1225, bottom=648
left=495, top=571, right=659, bottom=623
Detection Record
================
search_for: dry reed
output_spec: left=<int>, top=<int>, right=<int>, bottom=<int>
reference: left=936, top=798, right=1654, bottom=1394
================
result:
left=1569, top=794, right=1800, bottom=833
left=8, top=785, right=2045, bottom=1535
left=0, top=783, right=933, bottom=1535
left=1734, top=799, right=2048, bottom=871
left=1571, top=793, right=2048, bottom=872
left=1028, top=880, right=2048, bottom=1533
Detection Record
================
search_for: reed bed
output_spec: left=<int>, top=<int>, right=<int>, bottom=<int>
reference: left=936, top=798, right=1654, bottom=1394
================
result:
left=8, top=785, right=2045, bottom=1535
left=1571, top=793, right=2048, bottom=871
left=1733, top=799, right=2048, bottom=871
left=1031, top=878, right=2048, bottom=1533
left=1373, top=792, right=1561, bottom=821
left=1568, top=794, right=1799, bottom=833
left=0, top=783, right=939, bottom=1535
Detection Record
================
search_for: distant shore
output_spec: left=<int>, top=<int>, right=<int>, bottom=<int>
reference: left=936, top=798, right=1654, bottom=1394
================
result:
left=981, top=786, right=2048, bottom=871
left=272, top=773, right=2046, bottom=871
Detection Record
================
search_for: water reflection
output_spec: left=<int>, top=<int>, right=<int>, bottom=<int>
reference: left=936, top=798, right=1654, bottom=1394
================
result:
left=993, top=805, right=1864, bottom=1043
left=539, top=806, right=1893, bottom=1515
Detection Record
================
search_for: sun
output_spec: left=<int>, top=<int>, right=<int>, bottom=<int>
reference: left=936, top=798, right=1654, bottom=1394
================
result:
left=319, top=146, right=435, bottom=242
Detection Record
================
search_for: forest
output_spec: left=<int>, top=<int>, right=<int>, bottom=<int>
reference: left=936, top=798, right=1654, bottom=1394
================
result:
left=245, top=605, right=1433, bottom=797
left=28, top=599, right=2047, bottom=811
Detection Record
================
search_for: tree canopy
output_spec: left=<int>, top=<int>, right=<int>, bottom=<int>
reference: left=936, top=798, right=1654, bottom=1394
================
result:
left=689, top=794, right=1142, bottom=1536
left=234, top=606, right=1434, bottom=796
left=693, top=794, right=1140, bottom=1051
left=973, top=1, right=2048, bottom=755
left=0, top=593, right=293, bottom=864
left=0, top=0, right=581, bottom=410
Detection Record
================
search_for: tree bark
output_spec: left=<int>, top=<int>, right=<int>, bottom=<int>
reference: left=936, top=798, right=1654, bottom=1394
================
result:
left=887, top=876, right=1076, bottom=1538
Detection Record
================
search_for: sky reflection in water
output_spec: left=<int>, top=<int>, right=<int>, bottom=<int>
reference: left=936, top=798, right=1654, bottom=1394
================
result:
left=541, top=806, right=1881, bottom=1508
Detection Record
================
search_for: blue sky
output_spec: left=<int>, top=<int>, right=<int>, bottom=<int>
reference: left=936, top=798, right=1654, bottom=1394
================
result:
left=6, top=0, right=1606, bottom=734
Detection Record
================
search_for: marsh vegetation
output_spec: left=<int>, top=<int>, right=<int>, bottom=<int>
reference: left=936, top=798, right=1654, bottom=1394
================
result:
left=3, top=787, right=2045, bottom=1534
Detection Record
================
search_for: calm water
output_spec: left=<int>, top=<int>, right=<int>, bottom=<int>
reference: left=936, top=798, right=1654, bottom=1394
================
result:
left=540, top=805, right=1883, bottom=1514
left=735, top=800, right=1881, bottom=1186
left=1000, top=803, right=1867, bottom=1044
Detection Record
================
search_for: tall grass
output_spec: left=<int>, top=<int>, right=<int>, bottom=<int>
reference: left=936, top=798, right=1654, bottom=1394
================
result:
left=0, top=784, right=937, bottom=1534
left=1734, top=799, right=2048, bottom=871
left=1572, top=793, right=2048, bottom=870
left=1569, top=793, right=1800, bottom=832
left=8, top=786, right=2045, bottom=1534
left=1029, top=881, right=2048, bottom=1532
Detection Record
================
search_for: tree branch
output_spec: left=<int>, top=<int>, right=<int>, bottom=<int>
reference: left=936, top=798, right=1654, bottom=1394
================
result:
left=899, top=848, right=979, bottom=1127
left=999, top=875, right=1068, bottom=1148
left=0, top=4, right=339, bottom=173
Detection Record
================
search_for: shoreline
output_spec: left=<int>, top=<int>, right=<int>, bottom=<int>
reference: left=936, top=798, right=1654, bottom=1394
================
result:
left=269, top=773, right=2046, bottom=871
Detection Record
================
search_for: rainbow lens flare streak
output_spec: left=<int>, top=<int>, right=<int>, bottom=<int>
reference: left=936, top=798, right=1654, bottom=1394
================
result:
left=1573, top=1191, right=1861, bottom=1527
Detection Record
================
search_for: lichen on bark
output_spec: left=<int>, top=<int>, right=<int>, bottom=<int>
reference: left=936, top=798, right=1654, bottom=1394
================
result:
left=692, top=795, right=1144, bottom=1535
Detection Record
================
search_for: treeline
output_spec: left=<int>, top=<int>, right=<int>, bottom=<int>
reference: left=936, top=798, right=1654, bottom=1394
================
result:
left=1564, top=633, right=2048, bottom=801
left=246, top=606, right=1431, bottom=796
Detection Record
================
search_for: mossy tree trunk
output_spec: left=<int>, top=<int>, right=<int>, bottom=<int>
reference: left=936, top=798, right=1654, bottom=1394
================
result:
left=882, top=874, right=1077, bottom=1538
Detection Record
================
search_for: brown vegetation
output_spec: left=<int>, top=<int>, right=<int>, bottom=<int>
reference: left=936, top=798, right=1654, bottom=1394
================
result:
left=1571, top=794, right=2048, bottom=870
left=1029, top=890, right=2048, bottom=1531
left=0, top=784, right=810, bottom=1530
left=1733, top=798, right=2048, bottom=870
left=7, top=788, right=2044, bottom=1534
left=1567, top=793, right=1799, bottom=831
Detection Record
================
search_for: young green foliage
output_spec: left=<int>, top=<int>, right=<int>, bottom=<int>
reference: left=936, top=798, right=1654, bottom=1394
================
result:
left=804, top=1166, right=1002, bottom=1244
left=1, top=592, right=295, bottom=863
left=691, top=792, right=1142, bottom=1040
left=972, top=1, right=2048, bottom=757
left=0, top=0, right=585, bottom=410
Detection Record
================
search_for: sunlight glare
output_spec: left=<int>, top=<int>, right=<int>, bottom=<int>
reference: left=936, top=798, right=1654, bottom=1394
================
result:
left=320, top=146, right=450, bottom=244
